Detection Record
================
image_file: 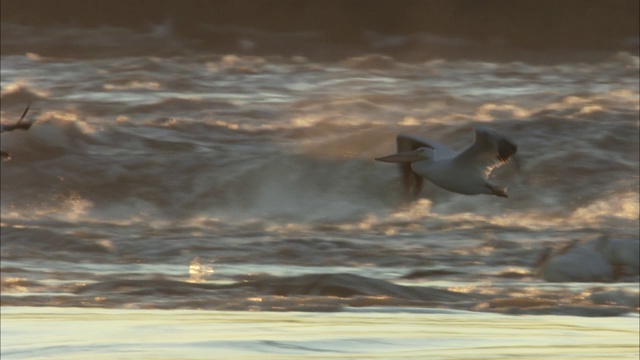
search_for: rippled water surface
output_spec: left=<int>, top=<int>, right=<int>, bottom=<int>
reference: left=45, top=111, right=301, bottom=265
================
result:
left=1, top=6, right=639, bottom=358
left=3, top=307, right=639, bottom=360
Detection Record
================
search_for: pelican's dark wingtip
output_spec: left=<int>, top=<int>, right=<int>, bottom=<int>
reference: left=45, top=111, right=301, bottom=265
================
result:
left=496, top=138, right=517, bottom=163
left=17, top=102, right=31, bottom=124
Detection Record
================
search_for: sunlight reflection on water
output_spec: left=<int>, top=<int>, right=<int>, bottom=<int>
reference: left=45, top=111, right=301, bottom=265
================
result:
left=2, top=307, right=638, bottom=359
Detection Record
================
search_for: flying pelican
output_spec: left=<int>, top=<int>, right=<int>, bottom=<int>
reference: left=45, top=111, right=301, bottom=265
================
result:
left=1, top=103, right=34, bottom=160
left=375, top=126, right=517, bottom=199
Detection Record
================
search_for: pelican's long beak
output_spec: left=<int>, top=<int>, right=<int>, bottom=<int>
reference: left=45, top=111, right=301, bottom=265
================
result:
left=375, top=149, right=428, bottom=163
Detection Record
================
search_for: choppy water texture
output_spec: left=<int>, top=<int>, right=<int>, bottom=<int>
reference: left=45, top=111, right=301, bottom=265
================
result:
left=1, top=6, right=639, bottom=359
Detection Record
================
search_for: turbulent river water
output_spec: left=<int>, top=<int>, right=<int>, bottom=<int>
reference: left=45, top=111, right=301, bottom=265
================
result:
left=1, top=7, right=639, bottom=358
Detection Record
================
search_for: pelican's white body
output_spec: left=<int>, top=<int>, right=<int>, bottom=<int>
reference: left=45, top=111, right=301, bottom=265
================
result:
left=411, top=158, right=497, bottom=195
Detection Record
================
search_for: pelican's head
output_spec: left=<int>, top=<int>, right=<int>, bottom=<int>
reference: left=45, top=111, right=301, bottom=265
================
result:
left=375, top=146, right=434, bottom=163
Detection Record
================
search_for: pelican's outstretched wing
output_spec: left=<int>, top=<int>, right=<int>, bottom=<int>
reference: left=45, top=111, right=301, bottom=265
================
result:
left=453, top=126, right=517, bottom=177
left=396, top=133, right=455, bottom=200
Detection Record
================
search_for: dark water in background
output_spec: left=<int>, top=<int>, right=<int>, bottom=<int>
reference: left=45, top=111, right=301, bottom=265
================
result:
left=1, top=0, right=639, bottom=60
left=1, top=0, right=639, bottom=320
